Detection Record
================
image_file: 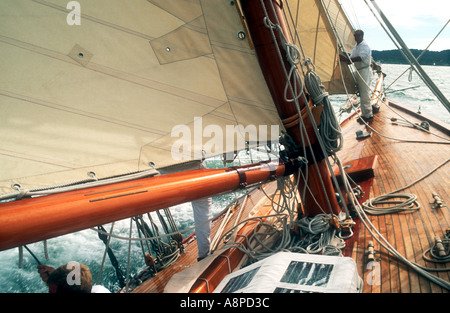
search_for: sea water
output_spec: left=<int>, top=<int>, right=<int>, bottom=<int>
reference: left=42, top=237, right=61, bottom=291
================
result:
left=332, top=64, right=450, bottom=124
left=0, top=64, right=449, bottom=293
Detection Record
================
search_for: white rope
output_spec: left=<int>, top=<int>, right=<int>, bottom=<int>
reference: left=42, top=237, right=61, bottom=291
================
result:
left=304, top=61, right=344, bottom=153
left=263, top=16, right=305, bottom=104
left=215, top=172, right=351, bottom=264
left=362, top=193, right=420, bottom=215
left=260, top=0, right=338, bottom=216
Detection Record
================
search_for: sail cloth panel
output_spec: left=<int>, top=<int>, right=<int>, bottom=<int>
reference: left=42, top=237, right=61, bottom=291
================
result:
left=0, top=0, right=279, bottom=196
left=285, top=0, right=357, bottom=94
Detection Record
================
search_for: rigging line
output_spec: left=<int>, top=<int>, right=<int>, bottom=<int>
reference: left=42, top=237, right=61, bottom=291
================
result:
left=362, top=193, right=420, bottom=215
left=338, top=154, right=449, bottom=277
left=383, top=104, right=450, bottom=142
left=139, top=215, right=155, bottom=255
left=422, top=232, right=450, bottom=265
left=386, top=157, right=450, bottom=195
left=97, top=223, right=113, bottom=285
left=218, top=213, right=294, bottom=261
left=217, top=176, right=300, bottom=260
left=361, top=0, right=411, bottom=66
left=384, top=85, right=421, bottom=95
left=282, top=1, right=306, bottom=57
left=125, top=218, right=133, bottom=293
left=301, top=63, right=354, bottom=219
left=233, top=178, right=345, bottom=261
left=304, top=65, right=344, bottom=152
left=0, top=169, right=159, bottom=202
left=146, top=213, right=164, bottom=254
left=260, top=176, right=301, bottom=217
left=23, top=245, right=43, bottom=265
left=368, top=0, right=450, bottom=112
left=384, top=19, right=450, bottom=92
left=96, top=223, right=126, bottom=288
left=338, top=0, right=360, bottom=30
left=263, top=2, right=359, bottom=226
left=297, top=79, right=353, bottom=218
left=360, top=116, right=450, bottom=145
left=233, top=179, right=297, bottom=259
left=336, top=43, right=354, bottom=104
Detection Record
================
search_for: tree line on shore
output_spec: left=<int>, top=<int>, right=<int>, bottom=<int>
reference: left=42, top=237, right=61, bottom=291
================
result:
left=372, top=49, right=450, bottom=66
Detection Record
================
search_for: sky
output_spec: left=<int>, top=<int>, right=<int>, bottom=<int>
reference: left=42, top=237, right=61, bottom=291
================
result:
left=339, top=0, right=450, bottom=51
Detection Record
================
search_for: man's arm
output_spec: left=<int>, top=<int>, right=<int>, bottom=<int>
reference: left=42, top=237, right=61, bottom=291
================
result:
left=339, top=54, right=362, bottom=64
left=350, top=56, right=362, bottom=63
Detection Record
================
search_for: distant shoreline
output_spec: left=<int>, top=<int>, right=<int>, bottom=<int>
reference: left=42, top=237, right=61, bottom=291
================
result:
left=372, top=49, right=450, bottom=66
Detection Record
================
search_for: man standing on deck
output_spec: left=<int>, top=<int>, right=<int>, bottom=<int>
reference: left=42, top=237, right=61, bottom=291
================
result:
left=340, top=29, right=374, bottom=124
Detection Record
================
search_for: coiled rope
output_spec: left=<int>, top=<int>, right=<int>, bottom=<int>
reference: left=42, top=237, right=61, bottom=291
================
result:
left=363, top=157, right=450, bottom=215
left=304, top=60, right=344, bottom=154
left=362, top=193, right=420, bottom=215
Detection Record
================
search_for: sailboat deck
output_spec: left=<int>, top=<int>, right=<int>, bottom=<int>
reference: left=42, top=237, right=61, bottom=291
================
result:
left=337, top=101, right=449, bottom=293
left=131, top=101, right=449, bottom=294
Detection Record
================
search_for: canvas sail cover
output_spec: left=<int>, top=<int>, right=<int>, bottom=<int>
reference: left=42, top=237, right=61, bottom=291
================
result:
left=0, top=0, right=356, bottom=197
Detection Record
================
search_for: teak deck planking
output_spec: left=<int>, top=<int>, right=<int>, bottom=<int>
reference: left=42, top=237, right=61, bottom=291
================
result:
left=337, top=101, right=449, bottom=293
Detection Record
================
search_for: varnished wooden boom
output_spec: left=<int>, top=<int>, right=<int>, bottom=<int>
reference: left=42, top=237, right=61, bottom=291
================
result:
left=0, top=159, right=298, bottom=252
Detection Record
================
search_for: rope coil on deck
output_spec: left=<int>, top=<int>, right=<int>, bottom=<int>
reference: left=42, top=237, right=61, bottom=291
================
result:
left=362, top=193, right=420, bottom=215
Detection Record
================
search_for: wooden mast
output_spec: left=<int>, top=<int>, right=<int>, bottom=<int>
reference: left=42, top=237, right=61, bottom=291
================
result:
left=240, top=0, right=341, bottom=217
left=188, top=2, right=343, bottom=293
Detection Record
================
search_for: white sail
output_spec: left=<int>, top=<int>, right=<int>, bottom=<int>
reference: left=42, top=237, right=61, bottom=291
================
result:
left=0, top=0, right=357, bottom=197
left=0, top=0, right=280, bottom=195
